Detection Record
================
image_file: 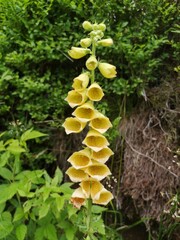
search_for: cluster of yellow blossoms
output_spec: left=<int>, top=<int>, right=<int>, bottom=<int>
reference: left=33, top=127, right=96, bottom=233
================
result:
left=63, top=21, right=117, bottom=209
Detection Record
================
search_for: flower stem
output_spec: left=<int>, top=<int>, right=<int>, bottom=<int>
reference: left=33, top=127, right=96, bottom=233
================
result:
left=91, top=40, right=96, bottom=84
left=86, top=198, right=92, bottom=238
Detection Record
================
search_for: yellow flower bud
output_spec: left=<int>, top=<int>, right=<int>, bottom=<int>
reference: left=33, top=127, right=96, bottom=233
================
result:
left=98, top=38, right=113, bottom=47
left=80, top=179, right=104, bottom=200
left=66, top=167, right=89, bottom=182
left=62, top=117, right=86, bottom=134
left=93, top=188, right=113, bottom=205
left=80, top=38, right=92, bottom=48
left=68, top=47, right=90, bottom=59
left=72, top=102, right=95, bottom=122
left=71, top=187, right=86, bottom=209
left=67, top=148, right=92, bottom=169
left=82, top=21, right=93, bottom=31
left=72, top=72, right=90, bottom=91
left=85, top=161, right=111, bottom=181
left=98, top=62, right=117, bottom=78
left=87, top=83, right=104, bottom=102
left=86, top=55, right=98, bottom=71
left=92, top=147, right=114, bottom=163
left=65, top=89, right=87, bottom=108
left=98, top=23, right=106, bottom=31
left=89, top=111, right=112, bottom=133
left=82, top=129, right=109, bottom=152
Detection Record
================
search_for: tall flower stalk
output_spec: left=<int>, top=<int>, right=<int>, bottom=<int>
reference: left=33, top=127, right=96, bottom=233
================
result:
left=63, top=20, right=117, bottom=239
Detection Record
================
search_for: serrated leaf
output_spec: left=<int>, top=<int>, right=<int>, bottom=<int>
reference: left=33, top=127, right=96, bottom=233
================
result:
left=0, top=151, right=10, bottom=167
left=20, top=129, right=47, bottom=142
left=16, top=224, right=27, bottom=240
left=15, top=170, right=44, bottom=184
left=7, top=140, right=26, bottom=154
left=0, top=167, right=13, bottom=180
left=35, top=227, right=44, bottom=240
left=44, top=223, right=58, bottom=240
left=13, top=207, right=24, bottom=222
left=91, top=205, right=107, bottom=214
left=55, top=195, right=65, bottom=212
left=51, top=167, right=63, bottom=186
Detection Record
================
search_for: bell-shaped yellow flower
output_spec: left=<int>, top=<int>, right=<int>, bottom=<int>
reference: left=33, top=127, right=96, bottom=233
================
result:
left=68, top=47, right=90, bottom=59
left=66, top=167, right=89, bottom=182
left=92, top=147, right=114, bottom=163
left=71, top=187, right=86, bottom=209
left=98, top=62, right=117, bottom=78
left=89, top=111, right=112, bottom=133
left=62, top=117, right=86, bottom=134
left=85, top=161, right=111, bottom=181
left=87, top=83, right=104, bottom=102
left=72, top=72, right=90, bottom=91
left=72, top=102, right=95, bottom=123
left=67, top=148, right=92, bottom=169
left=93, top=188, right=113, bottom=205
left=86, top=55, right=98, bottom=71
left=98, top=38, right=113, bottom=47
left=80, top=179, right=104, bottom=200
left=65, top=89, right=87, bottom=108
left=82, top=129, right=109, bottom=152
left=80, top=38, right=92, bottom=48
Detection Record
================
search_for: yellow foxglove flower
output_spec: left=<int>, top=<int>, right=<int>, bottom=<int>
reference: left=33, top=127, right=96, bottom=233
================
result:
left=85, top=161, right=111, bottom=181
left=80, top=38, right=92, bottom=48
left=80, top=179, right=104, bottom=200
left=86, top=55, right=98, bottom=70
left=98, top=38, right=113, bottom=47
left=71, top=187, right=86, bottom=209
left=87, top=83, right=104, bottom=102
left=72, top=102, right=95, bottom=122
left=82, top=21, right=93, bottom=31
left=72, top=72, right=90, bottom=91
left=66, top=167, right=89, bottom=182
left=68, top=47, right=90, bottom=59
left=92, top=147, right=114, bottom=163
left=67, top=148, right=92, bottom=169
left=89, top=111, right=112, bottom=133
left=65, top=89, right=87, bottom=108
left=62, top=117, right=86, bottom=134
left=98, top=23, right=106, bottom=31
left=82, top=129, right=109, bottom=152
left=98, top=62, right=117, bottom=78
left=93, top=188, right=113, bottom=205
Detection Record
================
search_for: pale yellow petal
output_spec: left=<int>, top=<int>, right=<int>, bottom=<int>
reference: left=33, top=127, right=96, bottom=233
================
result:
left=86, top=55, right=98, bottom=71
left=72, top=102, right=95, bottom=123
left=89, top=111, right=112, bottom=133
left=71, top=187, right=86, bottom=209
left=62, top=117, right=86, bottom=134
left=92, top=147, right=114, bottom=163
left=85, top=163, right=111, bottom=181
left=98, top=62, right=117, bottom=79
left=92, top=188, right=113, bottom=205
left=87, top=83, right=104, bottom=102
left=66, top=167, right=89, bottom=182
left=65, top=90, right=87, bottom=108
left=67, top=149, right=92, bottom=169
left=68, top=47, right=89, bottom=59
left=72, top=72, right=90, bottom=91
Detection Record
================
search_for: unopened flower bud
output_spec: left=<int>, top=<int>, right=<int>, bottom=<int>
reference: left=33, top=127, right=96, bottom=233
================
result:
left=82, top=21, right=93, bottom=31
left=98, top=38, right=113, bottom=47
left=80, top=38, right=92, bottom=48
left=98, top=62, right=117, bottom=78
left=98, top=23, right=106, bottom=31
left=86, top=55, right=98, bottom=70
left=68, top=47, right=90, bottom=59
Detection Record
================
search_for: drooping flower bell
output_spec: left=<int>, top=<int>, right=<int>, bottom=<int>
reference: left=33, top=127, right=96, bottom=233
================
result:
left=86, top=55, right=98, bottom=71
left=71, top=187, right=86, bottom=209
left=72, top=102, right=95, bottom=122
left=67, top=148, right=92, bottom=169
left=65, top=89, right=87, bottom=108
left=66, top=167, right=89, bottom=182
left=80, top=179, right=104, bottom=200
left=62, top=117, right=86, bottom=134
left=68, top=47, right=90, bottom=59
left=98, top=38, right=113, bottom=47
left=72, top=72, right=90, bottom=91
left=89, top=111, right=112, bottom=133
left=85, top=161, right=111, bottom=181
left=80, top=38, right=92, bottom=48
left=87, top=83, right=104, bottom=102
left=92, top=188, right=113, bottom=205
left=82, top=129, right=109, bottom=152
left=92, top=147, right=114, bottom=163
left=98, top=62, right=117, bottom=78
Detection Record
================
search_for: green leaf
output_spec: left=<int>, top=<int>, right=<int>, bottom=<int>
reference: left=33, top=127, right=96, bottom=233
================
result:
left=38, top=202, right=50, bottom=219
left=0, top=203, right=5, bottom=214
left=91, top=205, right=107, bottom=214
left=51, top=194, right=65, bottom=212
left=51, top=167, right=63, bottom=186
left=44, top=223, right=58, bottom=240
left=0, top=183, right=19, bottom=204
left=0, top=141, right=5, bottom=151
left=0, top=220, right=13, bottom=239
left=16, top=224, right=27, bottom=240
left=35, top=227, right=44, bottom=240
left=13, top=207, right=24, bottom=222
left=0, top=167, right=13, bottom=180
left=20, top=128, right=47, bottom=142
left=7, top=140, right=26, bottom=154
left=15, top=170, right=44, bottom=184
left=0, top=151, right=10, bottom=167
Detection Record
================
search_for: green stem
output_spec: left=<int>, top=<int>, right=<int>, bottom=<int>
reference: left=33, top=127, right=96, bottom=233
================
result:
left=91, top=40, right=96, bottom=84
left=86, top=198, right=92, bottom=238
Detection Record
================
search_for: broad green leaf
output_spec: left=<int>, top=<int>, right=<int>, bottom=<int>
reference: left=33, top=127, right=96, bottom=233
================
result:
left=0, top=220, right=14, bottom=239
left=2, top=211, right=12, bottom=221
left=13, top=207, right=24, bottom=222
left=15, top=170, right=44, bottom=184
left=0, top=203, right=5, bottom=214
left=35, top=227, right=44, bottom=240
left=42, top=186, right=51, bottom=202
left=7, top=140, right=26, bottom=154
left=91, top=205, right=107, bottom=214
left=17, top=181, right=32, bottom=197
left=55, top=195, right=65, bottom=212
left=0, top=183, right=19, bottom=204
left=20, top=128, right=47, bottom=142
left=38, top=202, right=50, bottom=219
left=91, top=217, right=105, bottom=235
left=0, top=167, right=13, bottom=180
left=0, top=141, right=5, bottom=151
left=51, top=167, right=63, bottom=186
left=16, top=224, right=27, bottom=240
left=0, top=151, right=10, bottom=167
left=44, top=223, right=58, bottom=240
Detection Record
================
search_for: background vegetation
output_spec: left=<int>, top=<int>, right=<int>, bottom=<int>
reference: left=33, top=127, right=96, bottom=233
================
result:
left=0, top=0, right=179, bottom=239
